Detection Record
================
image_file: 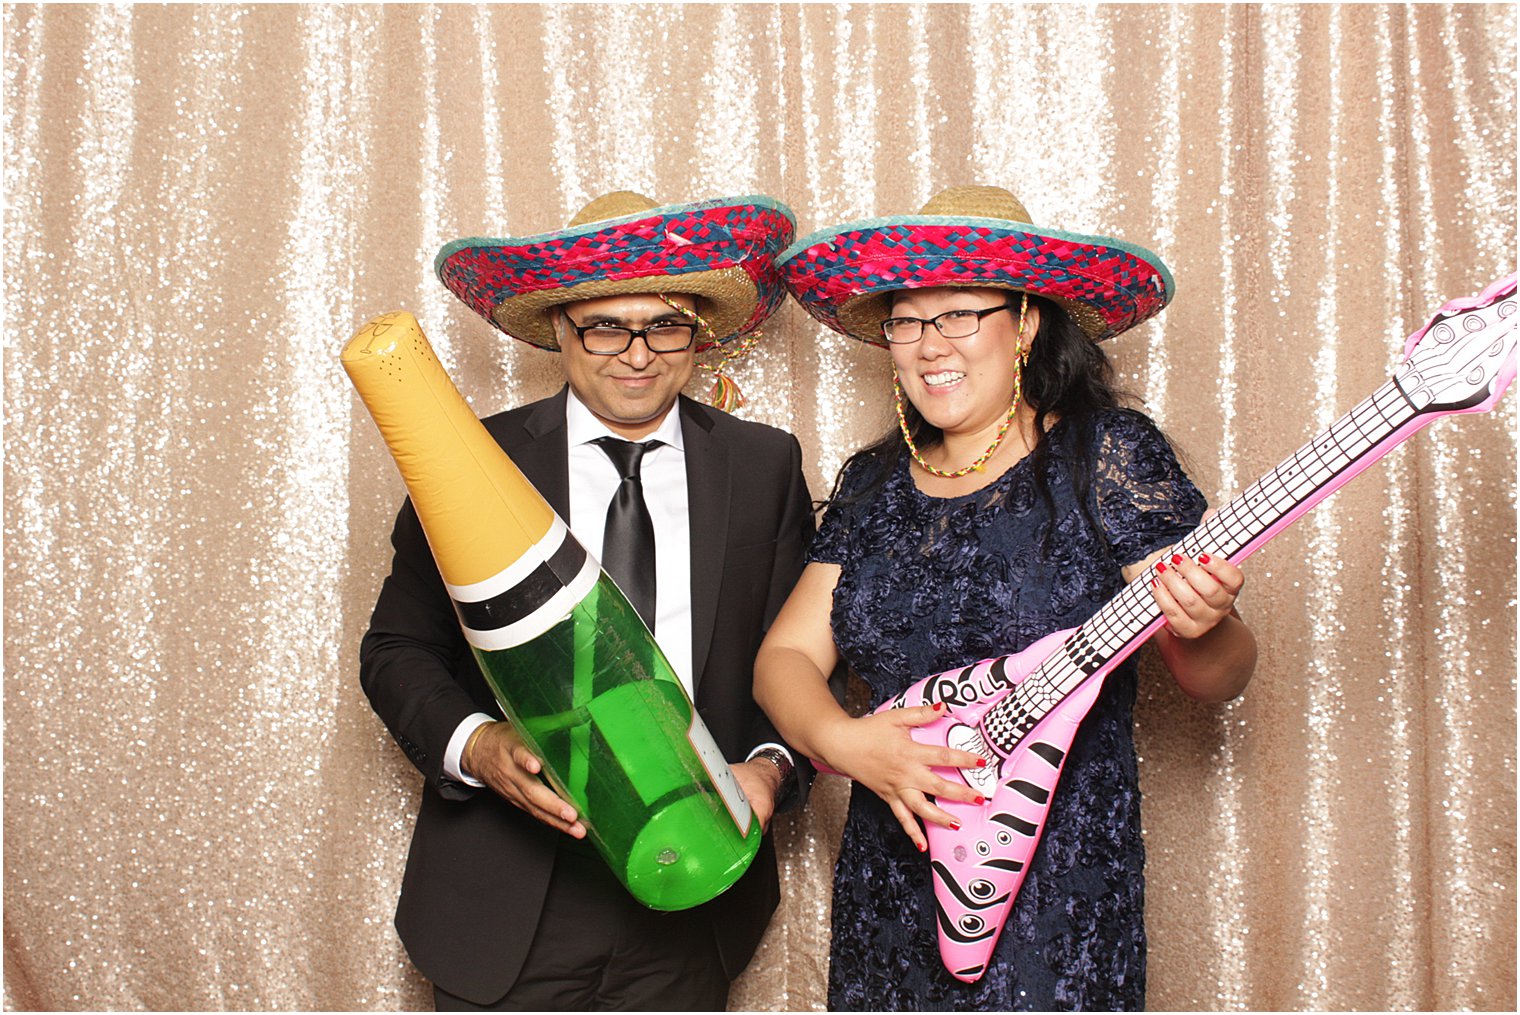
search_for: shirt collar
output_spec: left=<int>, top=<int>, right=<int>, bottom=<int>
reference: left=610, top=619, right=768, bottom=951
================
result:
left=565, top=388, right=686, bottom=452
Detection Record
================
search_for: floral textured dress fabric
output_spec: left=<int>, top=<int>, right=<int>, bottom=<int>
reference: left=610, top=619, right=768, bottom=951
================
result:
left=810, top=409, right=1206, bottom=1011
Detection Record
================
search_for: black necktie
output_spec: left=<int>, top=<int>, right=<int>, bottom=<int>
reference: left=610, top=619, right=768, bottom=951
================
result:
left=592, top=437, right=660, bottom=630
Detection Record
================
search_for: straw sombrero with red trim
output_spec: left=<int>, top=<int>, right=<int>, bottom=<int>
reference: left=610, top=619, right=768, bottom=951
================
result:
left=777, top=185, right=1174, bottom=346
left=436, top=191, right=796, bottom=351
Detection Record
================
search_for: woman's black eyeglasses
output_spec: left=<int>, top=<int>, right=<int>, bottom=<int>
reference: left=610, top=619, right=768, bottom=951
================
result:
left=880, top=304, right=1011, bottom=344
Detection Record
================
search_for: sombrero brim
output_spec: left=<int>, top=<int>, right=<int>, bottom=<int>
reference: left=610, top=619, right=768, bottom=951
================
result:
left=436, top=196, right=797, bottom=350
left=777, top=215, right=1175, bottom=345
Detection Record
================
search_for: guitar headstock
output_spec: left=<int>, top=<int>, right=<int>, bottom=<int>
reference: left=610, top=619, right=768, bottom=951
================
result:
left=1396, top=273, right=1517, bottom=414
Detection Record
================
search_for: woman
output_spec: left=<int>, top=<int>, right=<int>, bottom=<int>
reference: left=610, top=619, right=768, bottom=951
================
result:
left=757, top=186, right=1258, bottom=1010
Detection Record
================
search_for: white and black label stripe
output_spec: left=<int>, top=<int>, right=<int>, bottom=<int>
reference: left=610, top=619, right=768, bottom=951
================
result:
left=446, top=519, right=601, bottom=651
left=445, top=517, right=573, bottom=603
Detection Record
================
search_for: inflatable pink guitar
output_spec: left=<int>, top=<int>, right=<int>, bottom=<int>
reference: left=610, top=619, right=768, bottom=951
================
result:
left=824, top=274, right=1516, bottom=983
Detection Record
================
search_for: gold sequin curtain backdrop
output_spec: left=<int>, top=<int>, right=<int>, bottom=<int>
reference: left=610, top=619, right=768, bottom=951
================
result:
left=3, top=4, right=1513, bottom=1010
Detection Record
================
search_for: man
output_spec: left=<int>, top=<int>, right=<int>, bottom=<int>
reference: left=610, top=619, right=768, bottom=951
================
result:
left=360, top=191, right=812, bottom=1010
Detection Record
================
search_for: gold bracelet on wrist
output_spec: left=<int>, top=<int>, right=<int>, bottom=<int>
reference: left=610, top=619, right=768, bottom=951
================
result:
left=462, top=721, right=494, bottom=775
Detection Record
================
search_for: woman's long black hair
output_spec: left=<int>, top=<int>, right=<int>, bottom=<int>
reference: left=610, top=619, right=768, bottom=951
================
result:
left=820, top=291, right=1128, bottom=533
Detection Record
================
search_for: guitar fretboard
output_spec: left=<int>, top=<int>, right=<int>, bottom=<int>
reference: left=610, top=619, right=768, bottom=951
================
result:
left=979, top=379, right=1422, bottom=753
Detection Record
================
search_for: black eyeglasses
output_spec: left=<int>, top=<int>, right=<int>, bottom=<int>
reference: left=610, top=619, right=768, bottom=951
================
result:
left=562, top=314, right=699, bottom=356
left=880, top=304, right=1011, bottom=344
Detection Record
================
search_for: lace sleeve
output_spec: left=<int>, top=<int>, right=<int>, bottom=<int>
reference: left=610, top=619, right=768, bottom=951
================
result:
left=1091, top=410, right=1207, bottom=568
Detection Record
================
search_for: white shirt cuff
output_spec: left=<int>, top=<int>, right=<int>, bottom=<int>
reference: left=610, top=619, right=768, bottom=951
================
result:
left=745, top=742, right=795, bottom=766
left=443, top=713, right=497, bottom=787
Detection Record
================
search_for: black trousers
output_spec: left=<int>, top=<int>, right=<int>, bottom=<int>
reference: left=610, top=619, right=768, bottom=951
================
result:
left=433, top=844, right=730, bottom=1012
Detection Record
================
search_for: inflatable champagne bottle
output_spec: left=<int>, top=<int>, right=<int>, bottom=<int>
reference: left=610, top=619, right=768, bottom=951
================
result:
left=342, top=309, right=760, bottom=911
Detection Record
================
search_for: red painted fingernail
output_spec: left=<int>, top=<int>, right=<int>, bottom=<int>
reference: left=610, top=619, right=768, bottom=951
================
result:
left=932, top=701, right=945, bottom=712
left=974, top=795, right=985, bottom=805
left=916, top=840, right=926, bottom=853
left=975, top=758, right=988, bottom=768
left=1198, top=554, right=1211, bottom=564
left=949, top=821, right=961, bottom=831
left=1171, top=553, right=1183, bottom=565
left=1156, top=561, right=1168, bottom=573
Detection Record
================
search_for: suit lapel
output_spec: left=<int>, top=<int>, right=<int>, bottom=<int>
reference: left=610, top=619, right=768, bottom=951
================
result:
left=680, top=397, right=729, bottom=696
left=508, top=387, right=572, bottom=517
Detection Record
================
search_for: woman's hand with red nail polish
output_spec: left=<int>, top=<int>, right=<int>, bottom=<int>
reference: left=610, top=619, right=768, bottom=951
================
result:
left=1144, top=545, right=1244, bottom=640
left=815, top=701, right=986, bottom=852
left=1123, top=513, right=1257, bottom=704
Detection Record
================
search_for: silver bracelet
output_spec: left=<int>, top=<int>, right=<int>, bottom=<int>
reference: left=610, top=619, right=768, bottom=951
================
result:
left=753, top=747, right=796, bottom=809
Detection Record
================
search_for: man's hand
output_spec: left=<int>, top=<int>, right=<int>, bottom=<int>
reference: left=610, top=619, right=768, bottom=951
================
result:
left=463, top=721, right=586, bottom=838
left=731, top=758, right=782, bottom=833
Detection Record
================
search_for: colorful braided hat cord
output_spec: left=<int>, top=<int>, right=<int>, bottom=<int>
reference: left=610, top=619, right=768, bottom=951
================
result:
left=656, top=293, right=760, bottom=413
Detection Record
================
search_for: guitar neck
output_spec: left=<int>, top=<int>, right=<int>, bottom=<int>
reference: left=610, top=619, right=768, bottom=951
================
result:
left=982, top=379, right=1430, bottom=752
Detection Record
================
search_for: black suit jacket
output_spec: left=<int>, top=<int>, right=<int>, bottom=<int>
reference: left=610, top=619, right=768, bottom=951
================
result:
left=360, top=389, right=814, bottom=1004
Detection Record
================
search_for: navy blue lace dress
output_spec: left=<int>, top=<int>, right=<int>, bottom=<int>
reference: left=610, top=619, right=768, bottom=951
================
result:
left=809, top=409, right=1206, bottom=1011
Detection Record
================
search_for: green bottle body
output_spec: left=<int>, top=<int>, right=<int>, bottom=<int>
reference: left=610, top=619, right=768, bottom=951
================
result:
left=473, top=572, right=761, bottom=911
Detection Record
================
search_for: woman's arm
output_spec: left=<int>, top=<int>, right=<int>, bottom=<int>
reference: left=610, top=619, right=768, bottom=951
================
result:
left=754, top=561, right=984, bottom=851
left=1123, top=549, right=1258, bottom=703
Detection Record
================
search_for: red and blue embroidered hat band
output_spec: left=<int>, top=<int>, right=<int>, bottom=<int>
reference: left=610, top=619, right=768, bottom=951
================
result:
left=777, top=185, right=1175, bottom=346
left=435, top=191, right=797, bottom=351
